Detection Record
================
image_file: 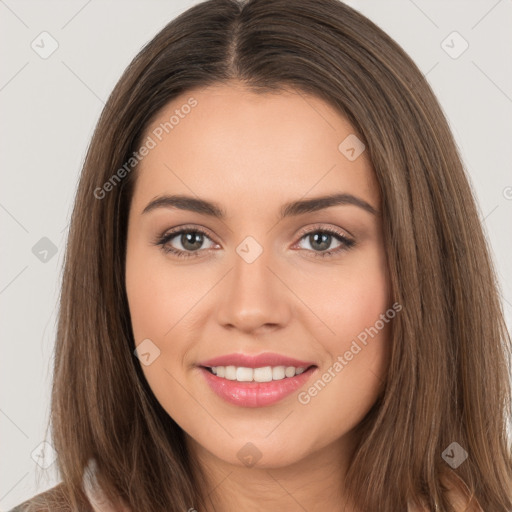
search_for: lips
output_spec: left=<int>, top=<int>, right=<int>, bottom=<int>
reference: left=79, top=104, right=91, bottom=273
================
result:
left=198, top=352, right=318, bottom=407
left=199, top=352, right=316, bottom=368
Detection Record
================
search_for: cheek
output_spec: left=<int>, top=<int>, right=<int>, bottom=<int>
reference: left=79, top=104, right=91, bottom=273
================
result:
left=333, top=267, right=390, bottom=345
left=298, top=247, right=391, bottom=425
left=125, top=239, right=220, bottom=414
left=125, top=255, right=168, bottom=344
left=306, top=244, right=390, bottom=347
left=125, top=242, right=201, bottom=426
left=125, top=239, right=209, bottom=344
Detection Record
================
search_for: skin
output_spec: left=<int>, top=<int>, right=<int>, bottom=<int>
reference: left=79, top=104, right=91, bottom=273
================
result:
left=125, top=81, right=392, bottom=512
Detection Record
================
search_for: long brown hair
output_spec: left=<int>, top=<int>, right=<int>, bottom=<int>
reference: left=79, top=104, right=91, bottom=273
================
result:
left=42, top=0, right=512, bottom=510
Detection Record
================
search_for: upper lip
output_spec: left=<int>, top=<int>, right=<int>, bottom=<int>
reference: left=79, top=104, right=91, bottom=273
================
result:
left=199, top=352, right=317, bottom=369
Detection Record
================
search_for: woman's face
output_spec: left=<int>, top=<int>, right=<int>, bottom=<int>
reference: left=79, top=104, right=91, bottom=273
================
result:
left=125, top=82, right=392, bottom=469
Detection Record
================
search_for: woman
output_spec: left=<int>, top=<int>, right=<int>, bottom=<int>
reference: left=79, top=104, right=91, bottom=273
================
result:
left=10, top=0, right=511, bottom=510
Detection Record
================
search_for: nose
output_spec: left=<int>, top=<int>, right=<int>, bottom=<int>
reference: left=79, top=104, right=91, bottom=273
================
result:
left=215, top=239, right=292, bottom=334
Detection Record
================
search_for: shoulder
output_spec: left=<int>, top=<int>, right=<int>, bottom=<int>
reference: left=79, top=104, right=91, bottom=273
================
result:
left=6, top=483, right=92, bottom=512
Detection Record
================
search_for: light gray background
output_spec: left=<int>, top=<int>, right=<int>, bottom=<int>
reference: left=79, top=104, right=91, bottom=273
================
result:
left=1, top=0, right=511, bottom=508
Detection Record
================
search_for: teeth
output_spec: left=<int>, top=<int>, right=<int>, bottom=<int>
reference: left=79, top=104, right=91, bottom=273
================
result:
left=209, top=365, right=308, bottom=382
left=236, top=367, right=254, bottom=382
left=225, top=366, right=236, bottom=380
left=285, top=366, right=296, bottom=378
left=272, top=366, right=285, bottom=380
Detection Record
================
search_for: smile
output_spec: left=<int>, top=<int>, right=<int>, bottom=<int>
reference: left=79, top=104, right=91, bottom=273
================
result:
left=198, top=353, right=318, bottom=407
left=207, top=365, right=307, bottom=382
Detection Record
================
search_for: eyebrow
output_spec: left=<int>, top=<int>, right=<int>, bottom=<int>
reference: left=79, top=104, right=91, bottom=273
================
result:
left=141, top=192, right=379, bottom=218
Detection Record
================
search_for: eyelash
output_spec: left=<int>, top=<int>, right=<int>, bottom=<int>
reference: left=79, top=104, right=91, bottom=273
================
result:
left=153, top=225, right=356, bottom=260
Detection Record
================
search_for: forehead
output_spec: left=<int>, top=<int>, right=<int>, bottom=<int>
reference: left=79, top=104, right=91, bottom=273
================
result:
left=132, top=83, right=379, bottom=215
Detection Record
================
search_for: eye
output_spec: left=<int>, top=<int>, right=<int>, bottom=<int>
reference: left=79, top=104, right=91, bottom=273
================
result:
left=153, top=225, right=355, bottom=259
left=294, top=226, right=355, bottom=258
left=154, top=226, right=217, bottom=259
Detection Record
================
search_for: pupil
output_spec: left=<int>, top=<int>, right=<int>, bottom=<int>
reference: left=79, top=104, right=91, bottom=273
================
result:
left=182, top=232, right=203, bottom=251
left=311, top=232, right=330, bottom=251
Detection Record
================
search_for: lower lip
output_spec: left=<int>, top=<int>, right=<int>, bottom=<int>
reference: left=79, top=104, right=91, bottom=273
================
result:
left=199, top=366, right=317, bottom=407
